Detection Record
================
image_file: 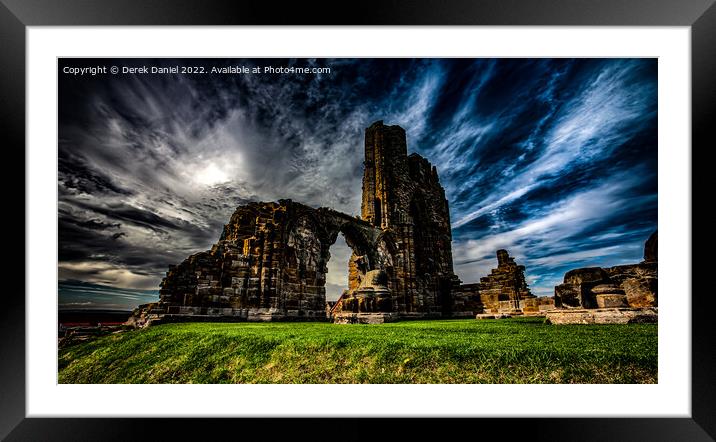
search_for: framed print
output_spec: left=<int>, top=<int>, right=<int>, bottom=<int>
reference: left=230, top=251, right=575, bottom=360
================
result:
left=3, top=0, right=714, bottom=440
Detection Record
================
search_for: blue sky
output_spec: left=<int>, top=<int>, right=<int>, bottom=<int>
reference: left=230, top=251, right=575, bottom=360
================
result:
left=58, top=58, right=657, bottom=307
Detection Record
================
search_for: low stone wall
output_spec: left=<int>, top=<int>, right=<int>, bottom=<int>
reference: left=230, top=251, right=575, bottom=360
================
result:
left=332, top=310, right=461, bottom=324
left=475, top=313, right=513, bottom=320
left=126, top=302, right=329, bottom=327
left=333, top=312, right=401, bottom=324
left=545, top=308, right=658, bottom=325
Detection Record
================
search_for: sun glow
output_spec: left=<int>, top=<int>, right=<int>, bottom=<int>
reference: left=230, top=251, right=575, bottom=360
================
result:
left=194, top=162, right=231, bottom=186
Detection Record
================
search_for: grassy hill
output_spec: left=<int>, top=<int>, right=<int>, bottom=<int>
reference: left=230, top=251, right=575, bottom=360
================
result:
left=58, top=317, right=657, bottom=384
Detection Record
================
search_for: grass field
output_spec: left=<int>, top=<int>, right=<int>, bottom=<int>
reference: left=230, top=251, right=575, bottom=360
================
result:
left=58, top=317, right=657, bottom=384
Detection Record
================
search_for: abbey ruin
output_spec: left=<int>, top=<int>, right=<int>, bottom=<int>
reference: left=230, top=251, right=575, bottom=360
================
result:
left=127, top=120, right=656, bottom=327
left=130, top=121, right=470, bottom=326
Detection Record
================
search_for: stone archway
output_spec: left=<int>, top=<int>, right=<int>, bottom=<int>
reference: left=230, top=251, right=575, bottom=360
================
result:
left=276, top=204, right=391, bottom=319
left=324, top=217, right=399, bottom=321
left=321, top=212, right=386, bottom=293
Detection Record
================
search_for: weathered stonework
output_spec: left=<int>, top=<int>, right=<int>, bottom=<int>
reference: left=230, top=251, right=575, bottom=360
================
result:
left=129, top=200, right=391, bottom=325
left=455, top=250, right=549, bottom=317
left=477, top=249, right=535, bottom=313
left=545, top=307, right=658, bottom=325
left=332, top=121, right=463, bottom=322
left=548, top=231, right=658, bottom=324
left=129, top=121, right=468, bottom=326
left=554, top=231, right=658, bottom=309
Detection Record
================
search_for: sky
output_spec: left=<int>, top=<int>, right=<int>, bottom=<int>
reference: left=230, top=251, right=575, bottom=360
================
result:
left=58, top=58, right=657, bottom=309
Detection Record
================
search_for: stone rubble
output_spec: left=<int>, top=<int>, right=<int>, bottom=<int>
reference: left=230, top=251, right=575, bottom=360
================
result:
left=547, top=231, right=658, bottom=324
left=553, top=231, right=658, bottom=310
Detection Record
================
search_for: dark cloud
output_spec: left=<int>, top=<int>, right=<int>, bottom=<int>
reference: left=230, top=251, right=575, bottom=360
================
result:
left=67, top=218, right=121, bottom=230
left=58, top=58, right=657, bottom=302
left=59, top=151, right=133, bottom=196
left=72, top=201, right=181, bottom=232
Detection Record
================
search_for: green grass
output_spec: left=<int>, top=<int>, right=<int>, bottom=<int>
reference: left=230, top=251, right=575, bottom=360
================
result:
left=58, top=317, right=657, bottom=384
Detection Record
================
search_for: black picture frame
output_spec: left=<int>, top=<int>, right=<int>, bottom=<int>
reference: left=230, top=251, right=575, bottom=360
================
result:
left=2, top=1, right=713, bottom=440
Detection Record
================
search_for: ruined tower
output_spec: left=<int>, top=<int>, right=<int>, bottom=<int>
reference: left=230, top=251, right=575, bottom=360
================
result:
left=358, top=120, right=460, bottom=316
left=362, top=121, right=409, bottom=229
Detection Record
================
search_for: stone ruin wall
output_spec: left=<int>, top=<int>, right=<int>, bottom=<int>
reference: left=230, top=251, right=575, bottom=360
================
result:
left=130, top=121, right=471, bottom=326
left=142, top=200, right=394, bottom=323
left=478, top=249, right=535, bottom=311
left=553, top=231, right=658, bottom=310
left=455, top=249, right=553, bottom=315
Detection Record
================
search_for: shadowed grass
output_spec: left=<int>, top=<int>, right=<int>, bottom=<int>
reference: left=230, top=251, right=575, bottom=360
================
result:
left=58, top=317, right=657, bottom=384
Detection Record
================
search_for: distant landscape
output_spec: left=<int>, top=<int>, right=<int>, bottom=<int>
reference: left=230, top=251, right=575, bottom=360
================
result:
left=59, top=280, right=158, bottom=311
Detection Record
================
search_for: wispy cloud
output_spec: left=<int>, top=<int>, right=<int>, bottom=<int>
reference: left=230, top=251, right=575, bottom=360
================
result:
left=452, top=168, right=656, bottom=296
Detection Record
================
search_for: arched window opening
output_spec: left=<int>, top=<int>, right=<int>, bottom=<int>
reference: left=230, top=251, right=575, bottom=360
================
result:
left=325, top=232, right=351, bottom=303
